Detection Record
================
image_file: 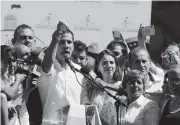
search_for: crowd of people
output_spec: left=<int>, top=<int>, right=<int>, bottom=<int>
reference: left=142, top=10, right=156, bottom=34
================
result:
left=1, top=20, right=180, bottom=125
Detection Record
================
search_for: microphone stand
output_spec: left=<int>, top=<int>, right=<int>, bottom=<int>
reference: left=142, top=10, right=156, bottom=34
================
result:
left=70, top=65, right=127, bottom=125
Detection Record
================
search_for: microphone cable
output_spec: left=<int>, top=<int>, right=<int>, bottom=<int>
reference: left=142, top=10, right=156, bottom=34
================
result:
left=34, top=36, right=46, bottom=46
left=74, top=70, right=87, bottom=89
left=73, top=67, right=104, bottom=91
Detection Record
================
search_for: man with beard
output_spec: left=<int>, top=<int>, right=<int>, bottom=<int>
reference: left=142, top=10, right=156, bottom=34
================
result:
left=72, top=40, right=88, bottom=68
left=38, top=21, right=84, bottom=125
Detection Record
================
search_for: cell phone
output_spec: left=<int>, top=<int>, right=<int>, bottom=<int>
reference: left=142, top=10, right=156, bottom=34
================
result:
left=141, top=25, right=155, bottom=36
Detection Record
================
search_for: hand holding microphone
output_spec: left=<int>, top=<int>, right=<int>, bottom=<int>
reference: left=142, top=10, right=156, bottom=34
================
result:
left=15, top=73, right=27, bottom=84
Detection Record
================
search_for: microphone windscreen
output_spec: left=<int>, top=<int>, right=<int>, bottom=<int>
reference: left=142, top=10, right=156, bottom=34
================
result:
left=65, top=58, right=75, bottom=70
left=80, top=66, right=91, bottom=74
left=29, top=47, right=44, bottom=65
left=14, top=45, right=31, bottom=59
left=31, top=47, right=43, bottom=56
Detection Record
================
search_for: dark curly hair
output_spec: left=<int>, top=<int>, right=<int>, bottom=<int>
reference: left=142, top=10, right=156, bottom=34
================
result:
left=74, top=40, right=87, bottom=52
left=107, top=41, right=128, bottom=56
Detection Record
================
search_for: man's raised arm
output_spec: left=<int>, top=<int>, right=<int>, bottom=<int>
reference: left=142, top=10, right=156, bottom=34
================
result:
left=42, top=21, right=68, bottom=73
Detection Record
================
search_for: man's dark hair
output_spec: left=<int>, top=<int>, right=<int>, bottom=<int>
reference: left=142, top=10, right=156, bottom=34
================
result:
left=67, top=30, right=75, bottom=42
left=13, top=24, right=33, bottom=40
left=107, top=41, right=128, bottom=55
left=74, top=40, right=87, bottom=53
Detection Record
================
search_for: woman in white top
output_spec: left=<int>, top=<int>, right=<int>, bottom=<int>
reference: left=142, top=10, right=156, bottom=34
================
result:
left=122, top=70, right=160, bottom=125
left=81, top=49, right=127, bottom=125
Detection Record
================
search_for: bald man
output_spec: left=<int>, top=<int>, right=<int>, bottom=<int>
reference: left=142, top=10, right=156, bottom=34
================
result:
left=128, top=47, right=164, bottom=95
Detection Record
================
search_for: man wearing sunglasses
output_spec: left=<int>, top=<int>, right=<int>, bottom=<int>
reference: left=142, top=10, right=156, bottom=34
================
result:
left=11, top=24, right=43, bottom=125
left=12, top=24, right=35, bottom=52
left=161, top=42, right=180, bottom=71
left=38, top=21, right=84, bottom=125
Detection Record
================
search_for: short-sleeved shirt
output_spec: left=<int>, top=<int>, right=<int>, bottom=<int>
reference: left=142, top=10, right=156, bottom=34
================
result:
left=38, top=62, right=84, bottom=125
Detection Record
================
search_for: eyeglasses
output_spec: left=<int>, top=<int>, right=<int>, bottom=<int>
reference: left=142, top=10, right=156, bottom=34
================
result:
left=113, top=51, right=123, bottom=57
left=161, top=50, right=178, bottom=59
left=20, top=35, right=34, bottom=40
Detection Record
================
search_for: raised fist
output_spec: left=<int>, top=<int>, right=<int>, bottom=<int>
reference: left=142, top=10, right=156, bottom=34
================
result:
left=52, top=21, right=69, bottom=43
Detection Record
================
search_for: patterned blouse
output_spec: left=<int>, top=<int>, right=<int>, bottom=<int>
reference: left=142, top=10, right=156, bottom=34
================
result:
left=81, top=79, right=126, bottom=125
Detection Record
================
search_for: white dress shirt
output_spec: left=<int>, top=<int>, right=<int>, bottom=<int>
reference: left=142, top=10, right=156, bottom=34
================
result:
left=38, top=62, right=84, bottom=125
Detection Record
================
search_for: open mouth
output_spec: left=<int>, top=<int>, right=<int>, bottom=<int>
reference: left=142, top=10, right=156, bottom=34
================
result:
left=62, top=51, right=70, bottom=57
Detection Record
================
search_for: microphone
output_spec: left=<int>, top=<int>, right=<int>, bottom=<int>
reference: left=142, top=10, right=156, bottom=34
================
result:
left=64, top=59, right=105, bottom=91
left=28, top=47, right=45, bottom=66
left=65, top=60, right=127, bottom=106
left=65, top=58, right=78, bottom=72
left=14, top=44, right=31, bottom=60
left=80, top=66, right=97, bottom=80
left=16, top=47, right=44, bottom=89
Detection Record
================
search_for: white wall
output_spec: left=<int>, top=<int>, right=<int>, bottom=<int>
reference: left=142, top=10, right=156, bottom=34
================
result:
left=1, top=1, right=152, bottom=51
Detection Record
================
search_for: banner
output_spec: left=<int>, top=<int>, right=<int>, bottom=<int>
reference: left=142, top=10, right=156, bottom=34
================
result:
left=1, top=1, right=152, bottom=50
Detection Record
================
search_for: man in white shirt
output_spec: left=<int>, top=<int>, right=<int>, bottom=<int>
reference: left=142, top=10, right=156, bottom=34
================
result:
left=38, top=21, right=84, bottom=125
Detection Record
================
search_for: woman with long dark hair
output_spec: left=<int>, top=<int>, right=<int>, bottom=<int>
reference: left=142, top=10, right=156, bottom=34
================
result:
left=81, top=49, right=127, bottom=125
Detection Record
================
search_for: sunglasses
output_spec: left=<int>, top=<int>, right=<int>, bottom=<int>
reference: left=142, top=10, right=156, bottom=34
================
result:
left=20, top=35, right=34, bottom=40
left=113, top=52, right=123, bottom=57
